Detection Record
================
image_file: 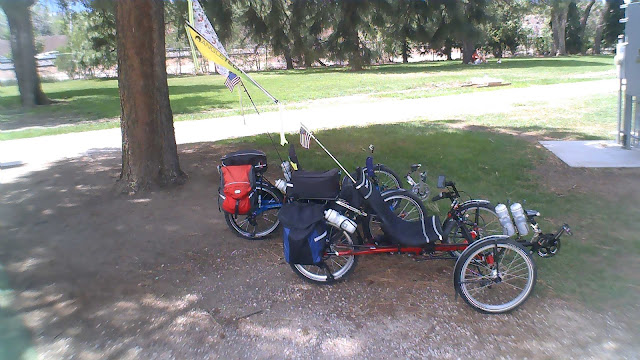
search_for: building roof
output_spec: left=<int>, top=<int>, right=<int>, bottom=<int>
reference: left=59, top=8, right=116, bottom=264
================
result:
left=0, top=35, right=68, bottom=57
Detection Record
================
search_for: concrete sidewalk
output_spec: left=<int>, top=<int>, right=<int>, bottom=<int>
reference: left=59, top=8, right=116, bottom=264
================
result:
left=0, top=79, right=617, bottom=183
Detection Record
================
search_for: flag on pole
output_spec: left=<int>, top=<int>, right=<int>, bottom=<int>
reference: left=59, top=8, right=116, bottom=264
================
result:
left=300, top=127, right=312, bottom=149
left=225, top=72, right=241, bottom=91
left=188, top=0, right=240, bottom=92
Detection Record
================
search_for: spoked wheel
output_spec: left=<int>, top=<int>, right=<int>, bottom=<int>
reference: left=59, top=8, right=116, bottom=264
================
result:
left=446, top=203, right=503, bottom=257
left=291, top=223, right=358, bottom=284
left=362, top=189, right=426, bottom=242
left=224, top=185, right=283, bottom=240
left=454, top=239, right=537, bottom=314
left=372, top=164, right=403, bottom=192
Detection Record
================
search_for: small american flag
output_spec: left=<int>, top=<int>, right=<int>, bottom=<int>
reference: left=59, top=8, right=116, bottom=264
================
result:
left=300, top=127, right=312, bottom=149
left=225, top=72, right=241, bottom=92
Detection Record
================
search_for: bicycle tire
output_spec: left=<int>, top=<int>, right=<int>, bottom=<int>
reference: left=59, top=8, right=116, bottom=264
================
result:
left=224, top=184, right=283, bottom=240
left=443, top=202, right=502, bottom=257
left=362, top=189, right=428, bottom=243
left=290, top=223, right=359, bottom=284
left=454, top=238, right=536, bottom=314
left=371, top=164, right=403, bottom=192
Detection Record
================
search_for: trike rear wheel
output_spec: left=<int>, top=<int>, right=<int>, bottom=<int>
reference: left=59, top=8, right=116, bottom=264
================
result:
left=454, top=239, right=536, bottom=314
left=290, top=223, right=358, bottom=284
left=224, top=185, right=283, bottom=240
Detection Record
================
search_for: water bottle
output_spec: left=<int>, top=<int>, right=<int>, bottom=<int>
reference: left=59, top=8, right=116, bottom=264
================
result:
left=281, top=161, right=292, bottom=181
left=324, top=209, right=357, bottom=234
left=495, top=204, right=516, bottom=236
left=510, top=202, right=529, bottom=236
left=275, top=179, right=287, bottom=194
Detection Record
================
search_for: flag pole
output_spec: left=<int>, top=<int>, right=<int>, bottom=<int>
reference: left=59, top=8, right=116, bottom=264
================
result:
left=300, top=123, right=356, bottom=183
left=185, top=22, right=279, bottom=104
left=186, top=0, right=200, bottom=72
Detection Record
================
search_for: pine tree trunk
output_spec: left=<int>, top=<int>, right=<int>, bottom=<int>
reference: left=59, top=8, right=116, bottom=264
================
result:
left=593, top=1, right=609, bottom=55
left=0, top=0, right=50, bottom=107
left=401, top=39, right=409, bottom=64
left=551, top=3, right=568, bottom=56
left=115, top=0, right=185, bottom=193
left=461, top=38, right=475, bottom=64
left=284, top=48, right=294, bottom=70
left=444, top=40, right=452, bottom=61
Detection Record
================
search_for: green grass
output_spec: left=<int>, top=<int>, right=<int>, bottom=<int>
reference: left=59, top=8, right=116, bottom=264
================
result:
left=0, top=56, right=615, bottom=140
left=219, top=91, right=637, bottom=311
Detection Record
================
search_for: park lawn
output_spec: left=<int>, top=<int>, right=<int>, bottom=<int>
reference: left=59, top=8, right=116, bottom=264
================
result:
left=218, top=90, right=638, bottom=311
left=0, top=56, right=615, bottom=141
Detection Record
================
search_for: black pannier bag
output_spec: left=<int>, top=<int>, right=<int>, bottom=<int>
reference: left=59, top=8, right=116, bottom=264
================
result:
left=221, top=149, right=268, bottom=173
left=286, top=168, right=340, bottom=200
left=278, top=202, right=328, bottom=265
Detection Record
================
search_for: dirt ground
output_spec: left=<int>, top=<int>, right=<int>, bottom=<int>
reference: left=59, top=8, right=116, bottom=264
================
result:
left=1, top=142, right=639, bottom=360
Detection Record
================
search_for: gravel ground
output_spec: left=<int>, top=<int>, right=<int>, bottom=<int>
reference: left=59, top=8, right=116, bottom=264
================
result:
left=1, top=142, right=638, bottom=360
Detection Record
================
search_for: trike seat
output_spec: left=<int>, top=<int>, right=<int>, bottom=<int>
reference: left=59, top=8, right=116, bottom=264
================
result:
left=351, top=168, right=442, bottom=247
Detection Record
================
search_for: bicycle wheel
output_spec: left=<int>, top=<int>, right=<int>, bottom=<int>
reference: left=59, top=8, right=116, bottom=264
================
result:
left=362, top=189, right=427, bottom=242
left=224, top=184, right=283, bottom=240
left=446, top=203, right=503, bottom=257
left=372, top=164, right=403, bottom=192
left=454, top=239, right=536, bottom=314
left=290, top=223, right=358, bottom=284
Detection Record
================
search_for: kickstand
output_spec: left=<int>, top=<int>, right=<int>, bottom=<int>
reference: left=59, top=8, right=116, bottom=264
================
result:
left=319, top=262, right=335, bottom=282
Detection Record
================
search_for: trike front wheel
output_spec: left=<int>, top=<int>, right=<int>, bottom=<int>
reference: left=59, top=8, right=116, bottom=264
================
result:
left=454, top=239, right=536, bottom=314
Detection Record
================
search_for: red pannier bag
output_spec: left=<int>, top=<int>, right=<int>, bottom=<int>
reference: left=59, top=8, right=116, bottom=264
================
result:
left=219, top=164, right=256, bottom=215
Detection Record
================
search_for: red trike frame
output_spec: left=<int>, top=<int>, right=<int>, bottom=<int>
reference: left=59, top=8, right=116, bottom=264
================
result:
left=335, top=243, right=469, bottom=257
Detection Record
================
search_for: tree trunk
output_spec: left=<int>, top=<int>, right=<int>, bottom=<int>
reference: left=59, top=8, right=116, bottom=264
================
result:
left=593, top=1, right=609, bottom=55
left=579, top=0, right=596, bottom=54
left=444, top=40, right=452, bottom=61
left=115, top=0, right=185, bottom=193
left=0, top=0, right=50, bottom=107
left=551, top=3, right=568, bottom=56
left=461, top=38, right=475, bottom=64
left=401, top=39, right=409, bottom=64
left=284, top=48, right=294, bottom=70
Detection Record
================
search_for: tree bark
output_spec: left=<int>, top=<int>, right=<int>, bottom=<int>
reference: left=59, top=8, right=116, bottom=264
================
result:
left=579, top=0, right=596, bottom=54
left=401, top=39, right=409, bottom=64
left=115, top=0, right=185, bottom=193
left=0, top=0, right=50, bottom=107
left=551, top=2, right=568, bottom=56
left=284, top=48, right=294, bottom=70
left=461, top=38, right=475, bottom=64
left=593, top=0, right=609, bottom=55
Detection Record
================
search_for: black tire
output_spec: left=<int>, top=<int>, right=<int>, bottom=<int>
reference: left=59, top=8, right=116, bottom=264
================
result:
left=454, top=238, right=537, bottom=314
left=290, top=223, right=359, bottom=284
left=362, top=189, right=428, bottom=243
left=371, top=164, right=403, bottom=192
left=224, top=184, right=283, bottom=240
left=443, top=203, right=502, bottom=257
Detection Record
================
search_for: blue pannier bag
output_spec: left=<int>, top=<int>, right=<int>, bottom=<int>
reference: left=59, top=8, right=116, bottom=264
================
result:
left=278, top=202, right=328, bottom=265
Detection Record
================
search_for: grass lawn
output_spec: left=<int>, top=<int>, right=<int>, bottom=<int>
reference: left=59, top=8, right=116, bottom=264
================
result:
left=218, top=90, right=637, bottom=311
left=0, top=56, right=615, bottom=141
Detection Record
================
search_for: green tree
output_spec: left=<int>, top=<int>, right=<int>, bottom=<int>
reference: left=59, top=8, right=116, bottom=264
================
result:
left=326, top=0, right=381, bottom=70
left=565, top=1, right=581, bottom=54
left=0, top=7, right=10, bottom=40
left=288, top=0, right=330, bottom=67
left=61, top=6, right=116, bottom=77
left=382, top=0, right=438, bottom=64
left=484, top=0, right=527, bottom=58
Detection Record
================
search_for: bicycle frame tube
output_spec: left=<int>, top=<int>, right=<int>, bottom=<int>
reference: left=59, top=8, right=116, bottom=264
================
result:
left=335, top=243, right=469, bottom=256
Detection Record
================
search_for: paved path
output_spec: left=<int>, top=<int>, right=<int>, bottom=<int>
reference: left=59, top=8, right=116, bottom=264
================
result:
left=0, top=79, right=617, bottom=183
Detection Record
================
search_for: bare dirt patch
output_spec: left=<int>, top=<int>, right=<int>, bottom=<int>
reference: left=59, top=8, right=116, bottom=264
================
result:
left=1, top=143, right=638, bottom=359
